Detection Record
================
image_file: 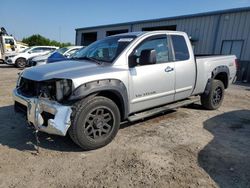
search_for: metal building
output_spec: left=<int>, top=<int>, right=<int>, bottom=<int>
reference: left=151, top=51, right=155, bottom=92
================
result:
left=75, top=7, right=250, bottom=82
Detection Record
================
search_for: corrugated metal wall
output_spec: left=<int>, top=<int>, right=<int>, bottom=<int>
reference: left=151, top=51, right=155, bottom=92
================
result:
left=76, top=25, right=130, bottom=44
left=76, top=10, right=250, bottom=61
left=76, top=9, right=250, bottom=82
left=214, top=11, right=250, bottom=61
left=131, top=15, right=219, bottom=55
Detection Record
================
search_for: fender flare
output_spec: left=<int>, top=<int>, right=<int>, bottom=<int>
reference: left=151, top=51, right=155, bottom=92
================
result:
left=68, top=79, right=129, bottom=119
left=204, top=65, right=230, bottom=94
left=212, top=65, right=229, bottom=79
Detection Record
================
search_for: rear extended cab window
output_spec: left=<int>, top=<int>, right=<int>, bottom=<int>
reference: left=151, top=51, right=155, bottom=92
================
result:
left=171, top=35, right=190, bottom=61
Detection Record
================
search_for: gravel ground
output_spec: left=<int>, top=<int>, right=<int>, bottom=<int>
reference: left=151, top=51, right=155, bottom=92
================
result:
left=0, top=64, right=249, bottom=188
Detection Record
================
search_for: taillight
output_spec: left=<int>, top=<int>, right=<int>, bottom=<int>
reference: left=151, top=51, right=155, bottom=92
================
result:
left=234, top=59, right=239, bottom=70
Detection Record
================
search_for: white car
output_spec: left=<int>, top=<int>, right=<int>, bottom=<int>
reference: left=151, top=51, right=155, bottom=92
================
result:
left=27, top=46, right=83, bottom=66
left=57, top=46, right=83, bottom=58
left=5, top=46, right=58, bottom=68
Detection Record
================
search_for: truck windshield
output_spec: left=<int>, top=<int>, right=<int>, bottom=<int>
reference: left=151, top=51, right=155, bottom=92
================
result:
left=72, top=35, right=136, bottom=63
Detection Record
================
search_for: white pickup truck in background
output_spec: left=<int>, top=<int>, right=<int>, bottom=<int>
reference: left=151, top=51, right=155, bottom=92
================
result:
left=13, top=31, right=237, bottom=150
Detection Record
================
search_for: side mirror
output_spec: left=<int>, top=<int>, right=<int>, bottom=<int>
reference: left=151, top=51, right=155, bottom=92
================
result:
left=128, top=55, right=138, bottom=68
left=139, top=49, right=156, bottom=65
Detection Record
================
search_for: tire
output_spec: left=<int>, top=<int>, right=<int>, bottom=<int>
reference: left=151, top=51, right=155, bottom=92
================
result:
left=201, top=79, right=225, bottom=110
left=69, top=96, right=120, bottom=150
left=15, top=58, right=26, bottom=68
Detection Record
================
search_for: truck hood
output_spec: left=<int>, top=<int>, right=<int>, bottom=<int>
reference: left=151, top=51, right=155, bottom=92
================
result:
left=22, top=60, right=100, bottom=81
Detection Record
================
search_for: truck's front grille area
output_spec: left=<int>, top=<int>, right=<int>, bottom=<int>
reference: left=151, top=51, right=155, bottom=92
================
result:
left=18, top=77, right=39, bottom=97
left=17, top=78, right=57, bottom=99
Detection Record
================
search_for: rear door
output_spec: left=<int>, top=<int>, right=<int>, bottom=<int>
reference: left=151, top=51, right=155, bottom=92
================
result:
left=128, top=35, right=176, bottom=113
left=170, top=34, right=196, bottom=101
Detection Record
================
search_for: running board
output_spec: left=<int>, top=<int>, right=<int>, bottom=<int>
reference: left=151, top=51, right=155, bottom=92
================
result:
left=128, top=97, right=200, bottom=122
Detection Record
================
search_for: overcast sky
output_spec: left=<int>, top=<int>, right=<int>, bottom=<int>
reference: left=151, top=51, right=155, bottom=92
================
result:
left=1, top=0, right=250, bottom=43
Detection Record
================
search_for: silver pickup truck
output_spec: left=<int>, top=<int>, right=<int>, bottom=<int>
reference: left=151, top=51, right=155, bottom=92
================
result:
left=13, top=31, right=237, bottom=150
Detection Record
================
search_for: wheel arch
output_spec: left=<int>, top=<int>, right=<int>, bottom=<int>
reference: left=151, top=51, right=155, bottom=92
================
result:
left=15, top=57, right=27, bottom=66
left=68, top=79, right=129, bottom=120
left=203, top=66, right=229, bottom=95
left=211, top=66, right=229, bottom=89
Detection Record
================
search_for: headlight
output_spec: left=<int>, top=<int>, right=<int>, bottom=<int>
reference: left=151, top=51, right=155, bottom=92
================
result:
left=56, top=79, right=72, bottom=101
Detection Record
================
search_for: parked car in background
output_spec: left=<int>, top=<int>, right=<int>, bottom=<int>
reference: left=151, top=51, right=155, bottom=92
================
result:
left=27, top=46, right=83, bottom=66
left=47, top=46, right=83, bottom=63
left=5, top=46, right=58, bottom=68
left=27, top=52, right=53, bottom=67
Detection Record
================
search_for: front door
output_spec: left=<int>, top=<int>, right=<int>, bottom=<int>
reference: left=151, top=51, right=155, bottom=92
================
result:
left=128, top=35, right=175, bottom=113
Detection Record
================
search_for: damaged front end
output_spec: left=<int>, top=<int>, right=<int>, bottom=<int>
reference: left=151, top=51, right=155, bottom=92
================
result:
left=13, top=76, right=73, bottom=136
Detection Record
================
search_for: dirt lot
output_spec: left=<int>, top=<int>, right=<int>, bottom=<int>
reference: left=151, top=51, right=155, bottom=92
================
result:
left=0, top=64, right=249, bottom=188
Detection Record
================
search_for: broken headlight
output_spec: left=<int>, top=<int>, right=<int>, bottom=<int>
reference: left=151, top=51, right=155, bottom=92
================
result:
left=56, top=79, right=72, bottom=101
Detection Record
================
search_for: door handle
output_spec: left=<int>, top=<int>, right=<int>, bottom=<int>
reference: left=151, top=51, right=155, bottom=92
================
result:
left=165, top=66, right=174, bottom=72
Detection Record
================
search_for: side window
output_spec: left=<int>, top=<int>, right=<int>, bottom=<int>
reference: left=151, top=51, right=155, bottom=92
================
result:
left=30, top=48, right=43, bottom=53
left=40, top=47, right=53, bottom=52
left=48, top=47, right=56, bottom=52
left=133, top=36, right=169, bottom=65
left=5, top=38, right=14, bottom=45
left=171, top=35, right=190, bottom=61
left=31, top=47, right=54, bottom=53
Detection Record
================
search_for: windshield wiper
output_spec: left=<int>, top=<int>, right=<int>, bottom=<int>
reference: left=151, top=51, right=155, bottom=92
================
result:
left=72, top=56, right=102, bottom=65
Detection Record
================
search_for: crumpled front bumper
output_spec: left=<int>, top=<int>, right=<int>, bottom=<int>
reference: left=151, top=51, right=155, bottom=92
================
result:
left=13, top=88, right=72, bottom=136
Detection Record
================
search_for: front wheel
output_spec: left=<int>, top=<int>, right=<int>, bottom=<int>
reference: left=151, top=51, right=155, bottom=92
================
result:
left=201, top=79, right=225, bottom=110
left=15, top=58, right=27, bottom=68
left=69, top=96, right=120, bottom=150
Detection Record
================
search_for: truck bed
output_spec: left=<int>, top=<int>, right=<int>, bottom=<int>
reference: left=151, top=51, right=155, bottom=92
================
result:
left=192, top=55, right=237, bottom=95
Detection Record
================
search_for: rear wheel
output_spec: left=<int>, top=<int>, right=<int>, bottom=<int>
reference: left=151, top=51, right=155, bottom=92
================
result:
left=69, top=96, right=120, bottom=150
left=201, top=79, right=225, bottom=110
left=15, top=58, right=26, bottom=68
